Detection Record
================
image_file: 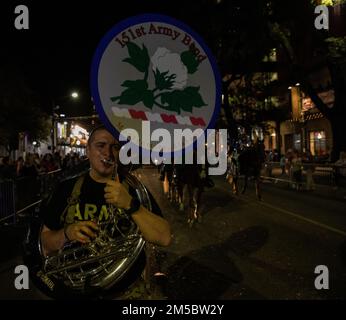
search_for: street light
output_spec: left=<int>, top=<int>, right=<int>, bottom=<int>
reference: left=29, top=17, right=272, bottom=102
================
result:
left=51, top=91, right=79, bottom=153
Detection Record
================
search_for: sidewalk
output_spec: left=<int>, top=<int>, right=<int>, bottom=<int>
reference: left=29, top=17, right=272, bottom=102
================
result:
left=261, top=167, right=346, bottom=202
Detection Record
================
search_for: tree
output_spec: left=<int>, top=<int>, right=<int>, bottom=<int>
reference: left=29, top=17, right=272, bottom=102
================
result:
left=0, top=65, right=50, bottom=155
left=182, top=0, right=345, bottom=159
left=269, top=0, right=346, bottom=160
left=180, top=0, right=278, bottom=145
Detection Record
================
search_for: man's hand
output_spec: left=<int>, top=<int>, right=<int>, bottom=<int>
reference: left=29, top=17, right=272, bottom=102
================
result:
left=104, top=178, right=132, bottom=209
left=64, top=221, right=99, bottom=244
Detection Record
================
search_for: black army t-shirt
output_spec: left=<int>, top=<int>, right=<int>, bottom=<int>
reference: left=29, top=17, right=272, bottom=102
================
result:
left=44, top=173, right=131, bottom=227
left=42, top=172, right=161, bottom=293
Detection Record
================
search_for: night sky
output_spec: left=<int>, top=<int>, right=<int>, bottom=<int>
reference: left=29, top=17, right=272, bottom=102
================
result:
left=1, top=0, right=209, bottom=116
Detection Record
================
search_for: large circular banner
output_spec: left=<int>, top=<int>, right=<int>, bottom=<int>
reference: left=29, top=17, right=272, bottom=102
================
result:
left=91, top=14, right=221, bottom=161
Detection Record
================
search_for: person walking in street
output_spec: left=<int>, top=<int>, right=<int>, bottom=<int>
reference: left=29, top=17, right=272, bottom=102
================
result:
left=291, top=150, right=303, bottom=191
left=280, top=155, right=286, bottom=176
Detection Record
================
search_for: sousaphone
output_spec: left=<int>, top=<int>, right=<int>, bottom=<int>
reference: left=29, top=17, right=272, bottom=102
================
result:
left=25, top=168, right=151, bottom=297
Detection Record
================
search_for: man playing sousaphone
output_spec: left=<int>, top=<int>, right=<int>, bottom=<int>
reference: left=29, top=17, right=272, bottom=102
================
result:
left=40, top=125, right=171, bottom=299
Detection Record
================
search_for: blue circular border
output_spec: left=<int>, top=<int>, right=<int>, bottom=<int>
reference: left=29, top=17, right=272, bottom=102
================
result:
left=90, top=13, right=221, bottom=159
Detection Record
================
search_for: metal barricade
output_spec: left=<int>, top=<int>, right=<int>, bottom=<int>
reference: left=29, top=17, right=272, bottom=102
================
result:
left=0, top=179, right=16, bottom=223
left=39, top=169, right=62, bottom=199
left=0, top=163, right=89, bottom=225
left=15, top=176, right=41, bottom=211
left=0, top=170, right=62, bottom=225
left=261, top=161, right=346, bottom=189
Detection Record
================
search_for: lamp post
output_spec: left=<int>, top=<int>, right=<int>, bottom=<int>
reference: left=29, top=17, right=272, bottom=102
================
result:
left=51, top=91, right=79, bottom=153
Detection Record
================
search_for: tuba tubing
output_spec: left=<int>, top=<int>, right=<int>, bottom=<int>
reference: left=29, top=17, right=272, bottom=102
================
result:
left=38, top=173, right=151, bottom=294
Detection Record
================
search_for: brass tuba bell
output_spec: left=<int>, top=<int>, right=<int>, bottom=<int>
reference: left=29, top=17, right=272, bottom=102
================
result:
left=37, top=172, right=151, bottom=296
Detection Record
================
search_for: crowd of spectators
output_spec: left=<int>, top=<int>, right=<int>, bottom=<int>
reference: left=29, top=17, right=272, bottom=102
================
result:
left=0, top=152, right=88, bottom=181
left=264, top=148, right=346, bottom=191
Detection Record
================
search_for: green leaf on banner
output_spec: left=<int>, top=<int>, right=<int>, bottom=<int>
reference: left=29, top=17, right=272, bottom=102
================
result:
left=123, top=42, right=150, bottom=73
left=111, top=80, right=149, bottom=106
left=160, top=86, right=207, bottom=114
left=153, top=69, right=176, bottom=90
left=121, top=80, right=148, bottom=90
left=180, top=50, right=199, bottom=74
left=142, top=90, right=154, bottom=109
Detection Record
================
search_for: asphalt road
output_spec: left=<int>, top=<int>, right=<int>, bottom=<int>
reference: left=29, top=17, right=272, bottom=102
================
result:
left=137, top=168, right=346, bottom=300
left=0, top=167, right=345, bottom=300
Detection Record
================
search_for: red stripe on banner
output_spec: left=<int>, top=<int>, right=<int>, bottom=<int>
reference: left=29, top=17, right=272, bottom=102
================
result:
left=190, top=117, right=206, bottom=126
left=161, top=114, right=178, bottom=124
left=129, top=109, right=148, bottom=120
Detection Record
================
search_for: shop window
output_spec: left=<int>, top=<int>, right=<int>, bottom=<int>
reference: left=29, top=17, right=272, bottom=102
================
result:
left=293, top=133, right=301, bottom=152
left=309, top=131, right=326, bottom=156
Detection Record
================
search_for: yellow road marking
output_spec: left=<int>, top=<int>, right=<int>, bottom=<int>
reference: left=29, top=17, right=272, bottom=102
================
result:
left=251, top=196, right=346, bottom=237
left=219, top=182, right=346, bottom=237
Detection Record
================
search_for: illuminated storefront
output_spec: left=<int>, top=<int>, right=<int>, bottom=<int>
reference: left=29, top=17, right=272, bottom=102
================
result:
left=278, top=87, right=333, bottom=158
left=309, top=130, right=327, bottom=156
left=56, top=122, right=89, bottom=155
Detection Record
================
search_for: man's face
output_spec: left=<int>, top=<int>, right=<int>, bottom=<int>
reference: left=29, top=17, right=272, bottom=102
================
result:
left=87, top=129, right=120, bottom=178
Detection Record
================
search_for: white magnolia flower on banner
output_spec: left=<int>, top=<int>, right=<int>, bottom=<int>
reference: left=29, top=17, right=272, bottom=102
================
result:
left=111, top=42, right=206, bottom=114
left=151, top=47, right=188, bottom=89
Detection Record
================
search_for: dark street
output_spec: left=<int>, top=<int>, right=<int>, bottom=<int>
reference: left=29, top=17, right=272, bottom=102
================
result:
left=139, top=168, right=346, bottom=300
left=1, top=1, right=346, bottom=303
left=1, top=167, right=345, bottom=300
